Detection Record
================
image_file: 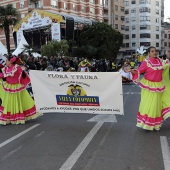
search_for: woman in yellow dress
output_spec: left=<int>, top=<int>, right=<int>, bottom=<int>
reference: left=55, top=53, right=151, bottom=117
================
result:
left=125, top=46, right=169, bottom=130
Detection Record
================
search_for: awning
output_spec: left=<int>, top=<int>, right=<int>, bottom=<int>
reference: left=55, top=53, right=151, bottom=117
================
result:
left=46, top=10, right=96, bottom=25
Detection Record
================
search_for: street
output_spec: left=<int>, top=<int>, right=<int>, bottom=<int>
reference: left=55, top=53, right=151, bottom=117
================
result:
left=0, top=83, right=170, bottom=170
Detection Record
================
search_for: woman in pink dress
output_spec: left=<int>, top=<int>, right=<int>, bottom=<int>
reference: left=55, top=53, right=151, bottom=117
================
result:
left=125, top=46, right=170, bottom=130
left=0, top=56, right=41, bottom=125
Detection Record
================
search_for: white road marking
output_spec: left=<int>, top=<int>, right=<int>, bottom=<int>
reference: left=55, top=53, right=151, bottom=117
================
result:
left=59, top=122, right=104, bottom=170
left=1, top=145, right=22, bottom=161
left=34, top=131, right=45, bottom=139
left=87, top=114, right=117, bottom=123
left=0, top=124, right=40, bottom=149
left=160, top=136, right=170, bottom=170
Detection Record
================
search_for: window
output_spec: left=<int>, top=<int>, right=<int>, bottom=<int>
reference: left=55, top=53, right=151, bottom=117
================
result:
left=115, top=5, right=118, bottom=11
left=121, top=16, right=125, bottom=21
left=139, top=0, right=150, bottom=4
left=132, top=34, right=136, bottom=38
left=51, top=0, right=58, bottom=8
left=156, top=1, right=159, bottom=6
left=140, top=16, right=150, bottom=21
left=121, top=7, right=124, bottom=12
left=132, top=17, right=136, bottom=22
left=132, top=25, right=136, bottom=30
left=165, top=34, right=167, bottom=38
left=21, top=13, right=25, bottom=18
left=156, top=34, right=159, bottom=39
left=140, top=42, right=150, bottom=46
left=125, top=26, right=129, bottom=31
left=115, top=15, right=118, bottom=20
left=115, top=24, right=118, bottom=29
left=126, top=43, right=129, bottom=47
left=169, top=34, right=170, bottom=39
left=12, top=3, right=16, bottom=8
left=90, top=8, right=95, bottom=14
left=126, top=35, right=129, bottom=39
left=132, top=43, right=136, bottom=47
left=131, top=0, right=136, bottom=4
left=156, top=18, right=159, bottom=23
left=131, top=9, right=136, bottom=13
left=20, top=1, right=24, bottom=8
left=125, top=18, right=129, bottom=23
left=82, top=6, right=85, bottom=12
left=73, top=4, right=76, bottom=11
left=100, top=0, right=103, bottom=5
left=156, top=43, right=159, bottom=47
left=90, top=0, right=95, bottom=3
left=139, top=7, right=150, bottom=13
left=140, top=25, right=150, bottom=30
left=156, top=26, right=159, bottom=31
left=121, top=25, right=125, bottom=30
left=125, top=1, right=129, bottom=6
left=140, top=34, right=150, bottom=38
left=100, top=9, right=102, bottom=15
left=164, top=42, right=167, bottom=46
left=156, top=9, right=159, bottom=14
left=169, top=42, right=170, bottom=47
left=64, top=3, right=68, bottom=9
left=125, top=10, right=129, bottom=14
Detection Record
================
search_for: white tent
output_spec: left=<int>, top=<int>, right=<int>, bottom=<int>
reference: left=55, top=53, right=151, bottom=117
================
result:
left=0, top=41, right=7, bottom=55
left=12, top=35, right=41, bottom=57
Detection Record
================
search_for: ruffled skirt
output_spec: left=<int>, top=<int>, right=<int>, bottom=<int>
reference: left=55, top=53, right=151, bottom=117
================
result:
left=137, top=78, right=164, bottom=130
left=0, top=82, right=41, bottom=125
left=162, top=65, right=170, bottom=120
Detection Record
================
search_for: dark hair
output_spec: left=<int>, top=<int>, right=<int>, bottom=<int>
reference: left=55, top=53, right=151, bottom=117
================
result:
left=147, top=46, right=156, bottom=53
left=7, top=56, right=18, bottom=64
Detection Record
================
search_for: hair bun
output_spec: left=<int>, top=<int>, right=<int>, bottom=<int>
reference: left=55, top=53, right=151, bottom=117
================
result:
left=10, top=57, right=16, bottom=63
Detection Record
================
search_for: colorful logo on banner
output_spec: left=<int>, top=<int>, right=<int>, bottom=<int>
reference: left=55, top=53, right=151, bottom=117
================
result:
left=56, top=84, right=100, bottom=106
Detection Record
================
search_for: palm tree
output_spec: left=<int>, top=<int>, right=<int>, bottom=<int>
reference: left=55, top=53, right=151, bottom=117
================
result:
left=0, top=4, right=19, bottom=54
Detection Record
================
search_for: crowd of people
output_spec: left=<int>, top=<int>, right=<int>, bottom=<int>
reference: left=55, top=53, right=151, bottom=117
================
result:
left=0, top=47, right=170, bottom=131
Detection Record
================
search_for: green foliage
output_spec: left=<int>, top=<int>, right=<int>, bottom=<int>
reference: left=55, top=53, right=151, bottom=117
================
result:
left=41, top=40, right=69, bottom=57
left=72, top=45, right=97, bottom=59
left=80, top=22, right=123, bottom=60
left=0, top=4, right=19, bottom=54
left=21, top=44, right=38, bottom=56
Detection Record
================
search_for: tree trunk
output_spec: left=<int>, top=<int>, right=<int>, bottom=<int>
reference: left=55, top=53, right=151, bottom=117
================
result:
left=4, top=22, right=10, bottom=55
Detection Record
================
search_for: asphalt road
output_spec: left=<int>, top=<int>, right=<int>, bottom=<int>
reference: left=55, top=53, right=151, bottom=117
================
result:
left=0, top=83, right=170, bottom=170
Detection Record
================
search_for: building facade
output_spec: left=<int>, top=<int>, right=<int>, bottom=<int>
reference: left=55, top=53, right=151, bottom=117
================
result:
left=0, top=0, right=125, bottom=54
left=163, top=22, right=170, bottom=53
left=124, top=0, right=164, bottom=56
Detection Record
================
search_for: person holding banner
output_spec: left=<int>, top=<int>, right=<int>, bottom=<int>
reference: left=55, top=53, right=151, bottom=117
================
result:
left=0, top=56, right=41, bottom=125
left=125, top=46, right=170, bottom=131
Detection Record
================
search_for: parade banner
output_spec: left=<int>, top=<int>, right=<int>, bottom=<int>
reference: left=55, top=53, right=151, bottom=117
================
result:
left=14, top=10, right=63, bottom=32
left=17, top=29, right=23, bottom=47
left=51, top=23, right=61, bottom=41
left=29, top=71, right=124, bottom=115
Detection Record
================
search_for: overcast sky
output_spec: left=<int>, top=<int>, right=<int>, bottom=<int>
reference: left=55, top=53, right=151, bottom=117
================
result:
left=164, top=0, right=170, bottom=21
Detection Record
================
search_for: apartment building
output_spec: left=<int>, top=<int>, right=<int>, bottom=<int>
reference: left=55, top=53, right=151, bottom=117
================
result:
left=163, top=22, right=170, bottom=53
left=124, top=0, right=164, bottom=55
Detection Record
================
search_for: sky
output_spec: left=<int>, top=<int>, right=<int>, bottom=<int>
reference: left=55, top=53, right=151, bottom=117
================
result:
left=164, top=0, right=170, bottom=21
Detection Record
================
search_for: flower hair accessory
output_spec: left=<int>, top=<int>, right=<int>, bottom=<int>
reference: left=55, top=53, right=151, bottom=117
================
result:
left=10, top=57, right=16, bottom=63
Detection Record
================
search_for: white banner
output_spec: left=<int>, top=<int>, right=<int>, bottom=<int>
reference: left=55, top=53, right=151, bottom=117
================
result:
left=51, top=23, right=61, bottom=41
left=17, top=29, right=23, bottom=47
left=21, top=11, right=52, bottom=30
left=29, top=71, right=124, bottom=115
